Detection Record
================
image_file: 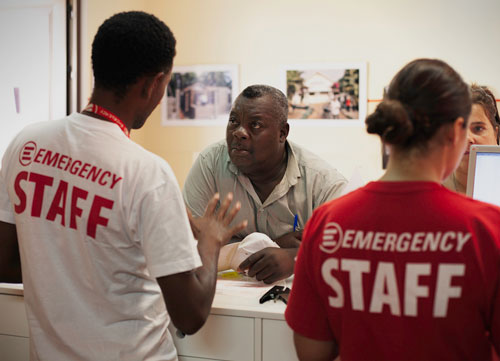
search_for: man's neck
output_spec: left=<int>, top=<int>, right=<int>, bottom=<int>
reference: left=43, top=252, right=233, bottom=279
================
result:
left=83, top=90, right=135, bottom=132
left=248, top=147, right=288, bottom=186
left=246, top=147, right=288, bottom=203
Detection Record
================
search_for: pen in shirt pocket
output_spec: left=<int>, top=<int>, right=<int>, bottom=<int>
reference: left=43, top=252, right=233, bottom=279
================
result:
left=293, top=214, right=298, bottom=232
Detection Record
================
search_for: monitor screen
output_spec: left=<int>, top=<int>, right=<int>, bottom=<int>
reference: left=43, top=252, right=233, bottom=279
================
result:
left=470, top=150, right=500, bottom=207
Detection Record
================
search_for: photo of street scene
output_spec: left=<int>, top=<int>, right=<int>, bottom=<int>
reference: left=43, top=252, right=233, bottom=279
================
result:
left=286, top=65, right=364, bottom=121
left=162, top=65, right=237, bottom=124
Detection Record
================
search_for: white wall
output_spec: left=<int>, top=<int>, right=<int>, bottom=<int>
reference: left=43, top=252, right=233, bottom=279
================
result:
left=0, top=0, right=67, bottom=159
left=84, top=0, right=500, bottom=185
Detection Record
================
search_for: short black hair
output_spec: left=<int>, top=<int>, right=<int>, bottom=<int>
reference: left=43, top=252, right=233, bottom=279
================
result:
left=92, top=11, right=176, bottom=99
left=241, top=85, right=288, bottom=124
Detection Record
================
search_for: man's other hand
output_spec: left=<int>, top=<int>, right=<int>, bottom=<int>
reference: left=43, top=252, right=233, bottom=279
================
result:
left=238, top=247, right=297, bottom=284
left=188, top=192, right=247, bottom=247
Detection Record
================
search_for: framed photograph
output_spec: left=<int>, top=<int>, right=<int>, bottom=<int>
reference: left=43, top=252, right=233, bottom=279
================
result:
left=161, top=64, right=238, bottom=126
left=282, top=62, right=367, bottom=125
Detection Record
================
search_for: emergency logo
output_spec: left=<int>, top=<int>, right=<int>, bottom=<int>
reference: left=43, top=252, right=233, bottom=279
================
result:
left=19, top=141, right=37, bottom=166
left=320, top=222, right=343, bottom=254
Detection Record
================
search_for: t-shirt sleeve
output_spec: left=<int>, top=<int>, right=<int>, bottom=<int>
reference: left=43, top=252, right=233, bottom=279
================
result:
left=491, top=255, right=500, bottom=355
left=139, top=178, right=202, bottom=279
left=285, top=217, right=335, bottom=341
left=183, top=151, right=217, bottom=218
left=0, top=148, right=16, bottom=224
left=313, top=171, right=347, bottom=209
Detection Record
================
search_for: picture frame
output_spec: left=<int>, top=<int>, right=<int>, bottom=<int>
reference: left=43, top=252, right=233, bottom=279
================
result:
left=161, top=64, right=238, bottom=126
left=282, top=62, right=367, bottom=126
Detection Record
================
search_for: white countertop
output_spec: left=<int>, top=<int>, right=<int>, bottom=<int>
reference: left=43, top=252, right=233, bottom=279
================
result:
left=0, top=283, right=23, bottom=296
left=0, top=275, right=291, bottom=320
left=211, top=276, right=290, bottom=320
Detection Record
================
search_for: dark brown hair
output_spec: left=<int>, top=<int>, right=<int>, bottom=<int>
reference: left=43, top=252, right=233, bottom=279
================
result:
left=366, top=59, right=471, bottom=148
left=471, top=84, right=500, bottom=144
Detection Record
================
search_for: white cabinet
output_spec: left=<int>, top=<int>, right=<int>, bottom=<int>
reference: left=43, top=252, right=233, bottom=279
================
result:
left=0, top=335, right=30, bottom=361
left=171, top=280, right=299, bottom=361
left=172, top=316, right=298, bottom=361
left=0, top=291, right=30, bottom=361
left=172, top=314, right=255, bottom=361
left=262, top=319, right=298, bottom=361
left=0, top=280, right=299, bottom=361
left=0, top=293, right=29, bottom=337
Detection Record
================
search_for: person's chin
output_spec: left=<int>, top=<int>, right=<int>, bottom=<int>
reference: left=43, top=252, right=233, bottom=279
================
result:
left=229, top=153, right=252, bottom=169
left=132, top=117, right=147, bottom=129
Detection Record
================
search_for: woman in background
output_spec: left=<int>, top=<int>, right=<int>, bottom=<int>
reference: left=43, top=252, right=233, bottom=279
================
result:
left=285, top=59, right=500, bottom=361
left=443, top=84, right=500, bottom=193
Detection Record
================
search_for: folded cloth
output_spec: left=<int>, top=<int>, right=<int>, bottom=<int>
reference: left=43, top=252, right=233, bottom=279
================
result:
left=217, top=232, right=279, bottom=272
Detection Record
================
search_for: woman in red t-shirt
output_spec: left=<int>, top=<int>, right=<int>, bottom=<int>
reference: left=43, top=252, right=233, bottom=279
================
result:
left=286, top=59, right=500, bottom=361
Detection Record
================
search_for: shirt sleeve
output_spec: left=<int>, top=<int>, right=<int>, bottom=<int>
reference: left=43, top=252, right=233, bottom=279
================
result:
left=139, top=178, right=202, bottom=279
left=0, top=148, right=16, bottom=224
left=183, top=151, right=218, bottom=217
left=491, top=254, right=500, bottom=355
left=285, top=216, right=335, bottom=341
left=313, top=170, right=347, bottom=209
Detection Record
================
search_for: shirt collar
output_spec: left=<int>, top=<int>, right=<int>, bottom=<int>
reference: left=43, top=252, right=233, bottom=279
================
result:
left=284, top=141, right=300, bottom=186
left=228, top=156, right=238, bottom=175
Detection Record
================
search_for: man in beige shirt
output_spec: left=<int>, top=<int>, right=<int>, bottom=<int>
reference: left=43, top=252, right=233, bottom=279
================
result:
left=183, top=85, right=346, bottom=283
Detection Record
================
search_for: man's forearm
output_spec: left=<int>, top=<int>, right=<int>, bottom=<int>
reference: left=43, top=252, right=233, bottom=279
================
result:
left=161, top=193, right=246, bottom=334
left=159, top=231, right=225, bottom=335
left=192, top=240, right=221, bottom=317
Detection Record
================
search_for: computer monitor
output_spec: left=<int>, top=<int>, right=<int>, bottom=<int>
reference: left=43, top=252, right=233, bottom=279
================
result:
left=466, top=145, right=500, bottom=207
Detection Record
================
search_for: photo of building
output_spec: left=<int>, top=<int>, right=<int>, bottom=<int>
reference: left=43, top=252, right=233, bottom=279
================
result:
left=165, top=68, right=235, bottom=122
left=286, top=67, right=361, bottom=120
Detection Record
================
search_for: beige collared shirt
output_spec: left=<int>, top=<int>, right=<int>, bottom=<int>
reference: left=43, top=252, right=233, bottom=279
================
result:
left=183, top=140, right=346, bottom=240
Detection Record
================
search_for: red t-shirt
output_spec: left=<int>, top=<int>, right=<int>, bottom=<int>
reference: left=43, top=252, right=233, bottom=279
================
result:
left=285, top=181, right=500, bottom=361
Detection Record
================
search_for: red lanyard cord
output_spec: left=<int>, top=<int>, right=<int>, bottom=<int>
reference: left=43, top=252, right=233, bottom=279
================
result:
left=83, top=104, right=130, bottom=138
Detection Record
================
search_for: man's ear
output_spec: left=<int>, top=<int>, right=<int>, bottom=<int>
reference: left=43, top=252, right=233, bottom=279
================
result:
left=280, top=122, right=290, bottom=143
left=141, top=72, right=166, bottom=99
